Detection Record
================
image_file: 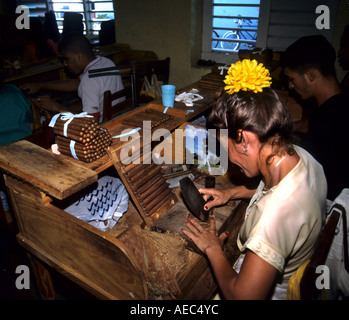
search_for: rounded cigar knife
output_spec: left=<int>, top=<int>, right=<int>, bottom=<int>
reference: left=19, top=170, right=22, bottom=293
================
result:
left=179, top=176, right=210, bottom=221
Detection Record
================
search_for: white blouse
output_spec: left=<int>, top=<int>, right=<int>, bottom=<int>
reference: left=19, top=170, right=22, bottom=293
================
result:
left=236, top=146, right=327, bottom=298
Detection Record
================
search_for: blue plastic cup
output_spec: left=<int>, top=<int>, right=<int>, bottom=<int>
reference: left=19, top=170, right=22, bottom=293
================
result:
left=161, top=84, right=176, bottom=108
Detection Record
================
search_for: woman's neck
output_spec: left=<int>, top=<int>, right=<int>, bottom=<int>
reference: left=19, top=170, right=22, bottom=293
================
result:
left=259, top=148, right=299, bottom=191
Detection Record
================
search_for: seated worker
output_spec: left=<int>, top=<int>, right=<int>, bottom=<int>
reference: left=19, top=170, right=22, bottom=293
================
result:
left=338, top=24, right=349, bottom=94
left=0, top=81, right=33, bottom=146
left=182, top=59, right=327, bottom=300
left=20, top=32, right=124, bottom=123
left=280, top=35, right=349, bottom=201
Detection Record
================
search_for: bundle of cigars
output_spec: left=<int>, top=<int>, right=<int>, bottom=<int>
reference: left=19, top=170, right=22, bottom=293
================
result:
left=52, top=115, right=113, bottom=163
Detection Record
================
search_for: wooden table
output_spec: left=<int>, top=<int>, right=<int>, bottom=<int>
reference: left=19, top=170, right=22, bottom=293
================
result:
left=0, top=81, right=248, bottom=300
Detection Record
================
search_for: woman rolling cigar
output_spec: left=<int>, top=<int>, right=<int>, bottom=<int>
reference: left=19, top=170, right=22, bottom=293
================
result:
left=181, top=59, right=327, bottom=300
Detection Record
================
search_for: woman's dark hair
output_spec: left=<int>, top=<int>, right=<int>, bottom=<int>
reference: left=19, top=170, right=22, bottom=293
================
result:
left=207, top=88, right=295, bottom=163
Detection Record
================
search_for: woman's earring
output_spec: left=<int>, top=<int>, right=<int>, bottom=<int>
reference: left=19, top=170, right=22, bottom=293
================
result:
left=243, top=146, right=248, bottom=156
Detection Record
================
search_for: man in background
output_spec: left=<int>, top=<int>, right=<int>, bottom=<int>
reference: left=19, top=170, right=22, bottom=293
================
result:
left=20, top=32, right=124, bottom=123
left=280, top=35, right=349, bottom=200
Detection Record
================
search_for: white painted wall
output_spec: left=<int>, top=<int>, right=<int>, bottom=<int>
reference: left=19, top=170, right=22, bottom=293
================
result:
left=114, top=0, right=349, bottom=87
left=114, top=0, right=210, bottom=89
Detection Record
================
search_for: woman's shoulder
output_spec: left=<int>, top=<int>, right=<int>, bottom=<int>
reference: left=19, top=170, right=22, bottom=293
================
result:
left=292, top=145, right=325, bottom=177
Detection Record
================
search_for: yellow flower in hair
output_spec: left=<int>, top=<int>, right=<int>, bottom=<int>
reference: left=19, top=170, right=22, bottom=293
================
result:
left=224, top=59, right=272, bottom=94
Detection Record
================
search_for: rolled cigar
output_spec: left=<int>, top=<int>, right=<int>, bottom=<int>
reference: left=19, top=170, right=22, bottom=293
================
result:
left=146, top=188, right=173, bottom=215
left=54, top=128, right=89, bottom=140
left=57, top=144, right=93, bottom=156
left=57, top=134, right=87, bottom=143
left=54, top=120, right=87, bottom=131
left=73, top=116, right=97, bottom=124
left=137, top=175, right=166, bottom=199
left=54, top=127, right=87, bottom=138
left=57, top=146, right=92, bottom=160
left=58, top=141, right=97, bottom=151
left=55, top=121, right=93, bottom=134
left=54, top=122, right=98, bottom=138
left=144, top=187, right=172, bottom=211
left=59, top=147, right=102, bottom=162
left=135, top=173, right=163, bottom=194
left=55, top=136, right=93, bottom=151
left=54, top=118, right=97, bottom=135
left=57, top=144, right=91, bottom=155
left=140, top=181, right=169, bottom=205
left=126, top=162, right=157, bottom=179
left=128, top=164, right=161, bottom=184
left=123, top=116, right=158, bottom=129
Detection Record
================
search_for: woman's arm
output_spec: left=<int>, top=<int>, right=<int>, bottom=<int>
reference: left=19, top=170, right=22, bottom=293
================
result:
left=199, top=185, right=256, bottom=210
left=207, top=247, right=278, bottom=299
left=182, top=217, right=278, bottom=299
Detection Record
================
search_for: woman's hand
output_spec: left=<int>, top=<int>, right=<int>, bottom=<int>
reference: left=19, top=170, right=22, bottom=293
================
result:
left=200, top=185, right=256, bottom=210
left=199, top=188, right=232, bottom=210
left=181, top=216, right=228, bottom=254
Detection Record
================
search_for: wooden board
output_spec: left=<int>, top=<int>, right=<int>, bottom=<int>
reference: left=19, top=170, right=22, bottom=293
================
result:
left=0, top=140, right=97, bottom=199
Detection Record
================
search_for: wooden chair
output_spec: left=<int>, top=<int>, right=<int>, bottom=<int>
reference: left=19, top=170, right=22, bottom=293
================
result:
left=99, top=61, right=138, bottom=122
left=297, top=206, right=342, bottom=299
left=288, top=202, right=345, bottom=300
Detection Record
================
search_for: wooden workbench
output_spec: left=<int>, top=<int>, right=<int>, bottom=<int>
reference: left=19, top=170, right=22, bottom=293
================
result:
left=0, top=139, right=246, bottom=300
left=0, top=80, right=248, bottom=300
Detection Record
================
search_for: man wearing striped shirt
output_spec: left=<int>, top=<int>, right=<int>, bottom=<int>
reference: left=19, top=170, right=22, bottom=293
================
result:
left=20, top=33, right=124, bottom=123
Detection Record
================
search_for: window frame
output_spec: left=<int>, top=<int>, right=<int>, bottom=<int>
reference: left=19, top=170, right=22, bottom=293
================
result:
left=17, top=0, right=115, bottom=36
left=202, top=0, right=271, bottom=64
